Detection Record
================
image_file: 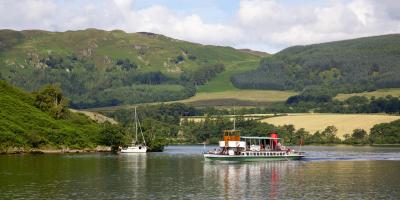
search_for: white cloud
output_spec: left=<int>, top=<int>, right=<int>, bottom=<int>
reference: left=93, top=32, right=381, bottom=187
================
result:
left=234, top=0, right=400, bottom=51
left=0, top=0, right=400, bottom=53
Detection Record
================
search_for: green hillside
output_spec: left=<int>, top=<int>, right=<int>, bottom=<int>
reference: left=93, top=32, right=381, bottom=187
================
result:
left=0, top=80, right=102, bottom=152
left=4, top=30, right=400, bottom=110
left=232, top=34, right=400, bottom=93
left=0, top=29, right=260, bottom=108
left=197, top=59, right=260, bottom=92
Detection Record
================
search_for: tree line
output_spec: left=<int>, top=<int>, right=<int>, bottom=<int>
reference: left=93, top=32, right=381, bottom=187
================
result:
left=106, top=103, right=400, bottom=145
left=284, top=86, right=400, bottom=114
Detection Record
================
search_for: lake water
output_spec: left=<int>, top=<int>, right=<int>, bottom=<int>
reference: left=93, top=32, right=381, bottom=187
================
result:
left=1, top=145, right=400, bottom=199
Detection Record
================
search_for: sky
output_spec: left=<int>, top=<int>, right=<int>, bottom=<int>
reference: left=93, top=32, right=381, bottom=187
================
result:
left=1, top=0, right=400, bottom=53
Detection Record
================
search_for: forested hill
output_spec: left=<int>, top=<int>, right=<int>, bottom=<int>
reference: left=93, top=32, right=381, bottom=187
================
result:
left=232, top=34, right=400, bottom=93
left=0, top=29, right=259, bottom=108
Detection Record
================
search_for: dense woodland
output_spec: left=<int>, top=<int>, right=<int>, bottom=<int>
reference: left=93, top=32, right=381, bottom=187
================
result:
left=232, top=34, right=400, bottom=93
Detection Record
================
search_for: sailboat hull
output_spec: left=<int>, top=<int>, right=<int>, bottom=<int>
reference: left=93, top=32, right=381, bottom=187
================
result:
left=121, top=146, right=147, bottom=153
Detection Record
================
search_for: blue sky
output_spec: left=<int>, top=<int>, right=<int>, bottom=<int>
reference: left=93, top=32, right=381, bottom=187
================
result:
left=1, top=0, right=400, bottom=53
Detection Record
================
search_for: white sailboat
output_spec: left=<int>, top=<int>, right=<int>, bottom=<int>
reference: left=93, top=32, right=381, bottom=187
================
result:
left=121, top=107, right=148, bottom=153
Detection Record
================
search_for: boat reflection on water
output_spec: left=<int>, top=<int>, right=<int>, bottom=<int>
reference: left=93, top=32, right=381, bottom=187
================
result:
left=120, top=153, right=147, bottom=168
left=203, top=161, right=303, bottom=200
left=119, top=153, right=148, bottom=196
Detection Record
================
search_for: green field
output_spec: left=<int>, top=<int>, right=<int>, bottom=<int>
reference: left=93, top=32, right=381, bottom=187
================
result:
left=176, top=58, right=294, bottom=107
left=178, top=90, right=297, bottom=103
left=197, top=59, right=261, bottom=92
left=335, top=88, right=400, bottom=100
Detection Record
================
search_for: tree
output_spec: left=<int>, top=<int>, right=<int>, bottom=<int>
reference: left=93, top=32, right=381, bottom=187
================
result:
left=141, top=118, right=168, bottom=151
left=343, top=134, right=351, bottom=144
left=99, top=123, right=130, bottom=151
left=282, top=124, right=295, bottom=144
left=293, top=128, right=309, bottom=145
left=33, top=84, right=69, bottom=119
left=370, top=120, right=400, bottom=144
left=384, top=96, right=400, bottom=114
left=345, top=96, right=369, bottom=113
left=310, top=131, right=323, bottom=144
left=321, top=125, right=340, bottom=143
left=351, top=129, right=368, bottom=144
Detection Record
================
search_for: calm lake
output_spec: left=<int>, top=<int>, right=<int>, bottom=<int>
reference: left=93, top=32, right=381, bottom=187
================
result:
left=1, top=145, right=400, bottom=199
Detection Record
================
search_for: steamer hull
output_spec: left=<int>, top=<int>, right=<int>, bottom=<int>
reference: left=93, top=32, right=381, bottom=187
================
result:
left=204, top=152, right=304, bottom=162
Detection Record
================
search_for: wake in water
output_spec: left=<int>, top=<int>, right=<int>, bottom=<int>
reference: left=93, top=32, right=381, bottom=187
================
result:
left=299, top=146, right=400, bottom=162
left=163, top=145, right=400, bottom=162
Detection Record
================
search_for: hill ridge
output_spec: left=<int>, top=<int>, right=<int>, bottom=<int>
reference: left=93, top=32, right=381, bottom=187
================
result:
left=0, top=29, right=261, bottom=108
left=232, top=33, right=400, bottom=93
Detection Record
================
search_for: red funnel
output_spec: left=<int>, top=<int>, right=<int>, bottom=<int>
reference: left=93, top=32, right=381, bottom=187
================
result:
left=270, top=133, right=278, bottom=148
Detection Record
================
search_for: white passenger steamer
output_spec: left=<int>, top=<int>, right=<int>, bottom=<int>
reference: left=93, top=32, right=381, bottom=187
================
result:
left=204, top=130, right=304, bottom=161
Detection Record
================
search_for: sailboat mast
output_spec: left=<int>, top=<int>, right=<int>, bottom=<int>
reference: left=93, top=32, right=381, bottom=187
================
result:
left=135, top=107, right=138, bottom=143
left=137, top=118, right=147, bottom=146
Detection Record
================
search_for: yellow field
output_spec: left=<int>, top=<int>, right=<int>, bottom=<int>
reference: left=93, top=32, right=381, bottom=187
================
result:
left=335, top=88, right=400, bottom=100
left=262, top=113, right=400, bottom=138
left=177, top=90, right=298, bottom=103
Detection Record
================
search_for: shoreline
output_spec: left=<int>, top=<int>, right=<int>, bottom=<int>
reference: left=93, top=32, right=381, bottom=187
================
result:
left=167, top=143, right=400, bottom=147
left=0, top=146, right=112, bottom=155
left=2, top=144, right=400, bottom=155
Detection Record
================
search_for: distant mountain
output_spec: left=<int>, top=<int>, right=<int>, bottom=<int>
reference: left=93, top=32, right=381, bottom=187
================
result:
left=232, top=34, right=400, bottom=93
left=0, top=80, right=102, bottom=152
left=0, top=29, right=260, bottom=108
